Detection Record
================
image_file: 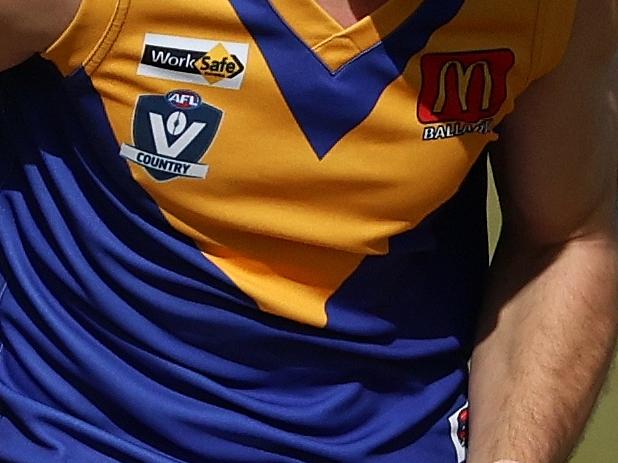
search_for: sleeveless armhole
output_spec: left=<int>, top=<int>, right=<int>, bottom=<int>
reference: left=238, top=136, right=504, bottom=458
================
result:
left=528, top=0, right=578, bottom=83
left=41, top=0, right=129, bottom=76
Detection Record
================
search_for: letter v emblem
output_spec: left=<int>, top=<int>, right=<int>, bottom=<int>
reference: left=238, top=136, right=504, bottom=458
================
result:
left=149, top=112, right=207, bottom=158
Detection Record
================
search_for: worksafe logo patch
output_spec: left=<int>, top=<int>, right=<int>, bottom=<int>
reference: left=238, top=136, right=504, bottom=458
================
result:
left=120, top=90, right=223, bottom=182
left=137, top=33, right=249, bottom=90
left=418, top=49, right=515, bottom=141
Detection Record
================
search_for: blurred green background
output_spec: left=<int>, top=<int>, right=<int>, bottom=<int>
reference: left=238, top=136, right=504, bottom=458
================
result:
left=486, top=163, right=617, bottom=462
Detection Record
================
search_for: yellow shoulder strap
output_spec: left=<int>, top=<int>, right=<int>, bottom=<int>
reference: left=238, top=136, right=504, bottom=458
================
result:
left=42, top=0, right=128, bottom=76
left=528, top=0, right=578, bottom=82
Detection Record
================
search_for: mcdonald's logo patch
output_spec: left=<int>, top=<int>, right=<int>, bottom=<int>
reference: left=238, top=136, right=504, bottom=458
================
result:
left=418, top=50, right=515, bottom=125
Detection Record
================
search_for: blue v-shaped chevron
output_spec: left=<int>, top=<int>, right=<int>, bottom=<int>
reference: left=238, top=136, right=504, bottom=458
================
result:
left=229, top=0, right=465, bottom=158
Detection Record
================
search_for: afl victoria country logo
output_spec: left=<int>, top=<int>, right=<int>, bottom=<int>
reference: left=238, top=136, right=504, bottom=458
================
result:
left=418, top=50, right=515, bottom=140
left=166, top=89, right=203, bottom=109
left=119, top=90, right=223, bottom=181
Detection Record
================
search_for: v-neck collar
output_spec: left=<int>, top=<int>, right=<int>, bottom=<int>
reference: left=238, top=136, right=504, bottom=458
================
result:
left=230, top=0, right=465, bottom=157
left=268, top=0, right=425, bottom=72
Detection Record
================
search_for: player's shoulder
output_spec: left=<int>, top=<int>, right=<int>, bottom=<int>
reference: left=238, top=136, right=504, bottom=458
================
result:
left=0, top=0, right=80, bottom=71
left=567, top=0, right=617, bottom=63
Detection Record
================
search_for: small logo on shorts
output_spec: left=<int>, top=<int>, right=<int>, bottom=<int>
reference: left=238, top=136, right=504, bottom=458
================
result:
left=137, top=33, right=249, bottom=90
left=449, top=402, right=469, bottom=463
left=120, top=90, right=223, bottom=181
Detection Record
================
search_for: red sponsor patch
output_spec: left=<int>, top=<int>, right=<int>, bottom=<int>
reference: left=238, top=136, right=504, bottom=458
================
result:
left=418, top=50, right=515, bottom=124
left=457, top=407, right=469, bottom=447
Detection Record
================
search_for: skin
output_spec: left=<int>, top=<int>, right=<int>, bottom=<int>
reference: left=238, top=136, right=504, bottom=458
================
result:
left=0, top=0, right=80, bottom=70
left=315, top=0, right=390, bottom=27
left=0, top=1, right=616, bottom=462
left=468, top=0, right=618, bottom=462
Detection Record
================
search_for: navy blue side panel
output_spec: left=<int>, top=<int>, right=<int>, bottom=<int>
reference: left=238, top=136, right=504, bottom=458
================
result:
left=326, top=156, right=488, bottom=345
left=324, top=157, right=487, bottom=461
left=0, top=56, right=479, bottom=463
left=229, top=0, right=465, bottom=158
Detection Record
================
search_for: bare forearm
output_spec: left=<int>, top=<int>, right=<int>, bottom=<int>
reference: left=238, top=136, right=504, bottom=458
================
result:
left=468, top=232, right=618, bottom=463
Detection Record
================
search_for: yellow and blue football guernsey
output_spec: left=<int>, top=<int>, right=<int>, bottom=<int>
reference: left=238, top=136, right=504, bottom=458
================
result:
left=0, top=0, right=576, bottom=461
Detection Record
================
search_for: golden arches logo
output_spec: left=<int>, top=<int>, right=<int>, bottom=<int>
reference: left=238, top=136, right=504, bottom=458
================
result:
left=433, top=61, right=492, bottom=113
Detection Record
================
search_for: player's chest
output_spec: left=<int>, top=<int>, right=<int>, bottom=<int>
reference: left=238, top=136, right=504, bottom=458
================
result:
left=87, top=0, right=537, bottom=242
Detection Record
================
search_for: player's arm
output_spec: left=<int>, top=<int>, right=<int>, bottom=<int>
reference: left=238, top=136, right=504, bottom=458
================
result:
left=0, top=0, right=79, bottom=71
left=467, top=0, right=618, bottom=462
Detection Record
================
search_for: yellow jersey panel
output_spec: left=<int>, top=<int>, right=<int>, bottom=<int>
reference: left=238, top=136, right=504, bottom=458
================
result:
left=43, top=0, right=127, bottom=75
